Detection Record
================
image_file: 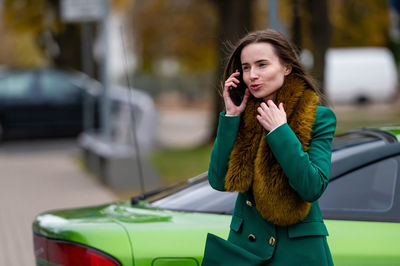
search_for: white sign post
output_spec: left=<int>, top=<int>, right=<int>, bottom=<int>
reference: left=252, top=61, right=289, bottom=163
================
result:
left=61, top=0, right=111, bottom=139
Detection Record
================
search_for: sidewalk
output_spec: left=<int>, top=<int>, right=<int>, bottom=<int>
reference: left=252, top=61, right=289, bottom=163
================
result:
left=0, top=103, right=212, bottom=266
left=0, top=139, right=118, bottom=266
left=155, top=108, right=212, bottom=148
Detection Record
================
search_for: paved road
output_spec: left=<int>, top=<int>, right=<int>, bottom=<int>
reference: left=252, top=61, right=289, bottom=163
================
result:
left=0, top=139, right=118, bottom=266
left=155, top=109, right=212, bottom=148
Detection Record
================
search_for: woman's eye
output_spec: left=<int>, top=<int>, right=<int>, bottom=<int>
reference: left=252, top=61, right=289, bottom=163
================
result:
left=242, top=66, right=250, bottom=71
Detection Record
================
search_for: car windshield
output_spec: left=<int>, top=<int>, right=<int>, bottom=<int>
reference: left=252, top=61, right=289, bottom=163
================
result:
left=332, top=132, right=380, bottom=150
left=0, top=71, right=34, bottom=98
left=331, top=131, right=387, bottom=161
left=39, top=70, right=81, bottom=100
left=149, top=178, right=236, bottom=214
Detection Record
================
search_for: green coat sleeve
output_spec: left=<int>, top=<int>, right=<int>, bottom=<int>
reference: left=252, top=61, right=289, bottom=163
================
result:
left=208, top=112, right=241, bottom=191
left=265, top=106, right=336, bottom=202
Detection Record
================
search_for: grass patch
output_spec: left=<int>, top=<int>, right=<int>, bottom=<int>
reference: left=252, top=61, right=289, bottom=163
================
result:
left=335, top=103, right=400, bottom=134
left=151, top=144, right=213, bottom=184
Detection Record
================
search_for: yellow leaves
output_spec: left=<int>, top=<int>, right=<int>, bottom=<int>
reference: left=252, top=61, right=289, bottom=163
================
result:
left=330, top=0, right=389, bottom=47
left=132, top=0, right=218, bottom=72
left=0, top=24, right=49, bottom=67
left=0, top=0, right=52, bottom=67
left=112, top=0, right=132, bottom=11
left=278, top=0, right=389, bottom=48
left=2, top=0, right=59, bottom=34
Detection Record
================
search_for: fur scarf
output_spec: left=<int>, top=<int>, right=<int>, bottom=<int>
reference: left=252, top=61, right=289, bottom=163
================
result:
left=225, top=74, right=319, bottom=226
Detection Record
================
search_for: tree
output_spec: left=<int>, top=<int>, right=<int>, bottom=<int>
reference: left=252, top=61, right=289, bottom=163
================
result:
left=305, top=0, right=331, bottom=96
left=0, top=0, right=57, bottom=67
left=208, top=0, right=255, bottom=141
left=131, top=0, right=218, bottom=73
left=291, top=0, right=303, bottom=50
left=282, top=0, right=390, bottom=100
left=330, top=0, right=389, bottom=47
left=1, top=0, right=131, bottom=72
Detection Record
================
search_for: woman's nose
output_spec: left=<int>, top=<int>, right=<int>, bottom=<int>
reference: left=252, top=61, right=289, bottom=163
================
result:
left=249, top=68, right=258, bottom=80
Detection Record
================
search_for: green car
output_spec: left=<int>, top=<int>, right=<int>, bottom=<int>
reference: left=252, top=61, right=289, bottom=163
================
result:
left=33, top=127, right=400, bottom=266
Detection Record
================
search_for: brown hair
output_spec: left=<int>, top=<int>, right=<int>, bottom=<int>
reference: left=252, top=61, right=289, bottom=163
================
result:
left=222, top=29, right=324, bottom=102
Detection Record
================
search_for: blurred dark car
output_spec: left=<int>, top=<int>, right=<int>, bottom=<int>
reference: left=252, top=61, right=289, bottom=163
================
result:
left=0, top=68, right=100, bottom=140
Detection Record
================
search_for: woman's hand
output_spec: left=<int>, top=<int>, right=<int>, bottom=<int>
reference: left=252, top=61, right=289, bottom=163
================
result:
left=223, top=71, right=250, bottom=116
left=256, top=100, right=287, bottom=132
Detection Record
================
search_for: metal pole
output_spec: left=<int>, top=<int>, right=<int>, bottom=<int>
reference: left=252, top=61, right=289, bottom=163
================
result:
left=81, top=23, right=94, bottom=132
left=81, top=24, right=94, bottom=77
left=100, top=0, right=111, bottom=140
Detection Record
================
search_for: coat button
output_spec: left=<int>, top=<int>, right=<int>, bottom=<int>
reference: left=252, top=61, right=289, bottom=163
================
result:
left=248, top=234, right=256, bottom=242
left=246, top=200, right=253, bottom=207
left=269, top=236, right=276, bottom=246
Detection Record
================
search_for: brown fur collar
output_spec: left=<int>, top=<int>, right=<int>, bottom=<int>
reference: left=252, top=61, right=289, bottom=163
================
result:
left=225, top=74, right=319, bottom=226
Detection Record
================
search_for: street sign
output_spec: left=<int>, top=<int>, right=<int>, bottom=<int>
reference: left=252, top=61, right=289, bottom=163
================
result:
left=61, top=0, right=106, bottom=22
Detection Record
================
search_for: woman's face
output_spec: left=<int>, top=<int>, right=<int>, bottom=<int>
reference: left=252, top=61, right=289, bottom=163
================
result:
left=240, top=42, right=291, bottom=101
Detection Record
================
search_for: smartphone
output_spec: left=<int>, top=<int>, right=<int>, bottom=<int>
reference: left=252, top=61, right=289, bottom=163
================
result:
left=228, top=72, right=246, bottom=106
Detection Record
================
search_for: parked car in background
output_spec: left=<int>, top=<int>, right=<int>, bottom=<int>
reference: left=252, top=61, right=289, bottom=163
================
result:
left=0, top=68, right=100, bottom=140
left=325, top=47, right=399, bottom=104
left=33, top=126, right=400, bottom=265
left=0, top=68, right=157, bottom=144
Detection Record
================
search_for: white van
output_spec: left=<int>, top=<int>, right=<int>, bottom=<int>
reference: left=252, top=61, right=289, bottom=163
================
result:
left=324, top=47, right=399, bottom=104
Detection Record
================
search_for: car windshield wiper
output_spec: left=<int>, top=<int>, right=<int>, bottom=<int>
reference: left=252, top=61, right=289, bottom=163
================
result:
left=130, top=182, right=185, bottom=205
left=130, top=172, right=208, bottom=205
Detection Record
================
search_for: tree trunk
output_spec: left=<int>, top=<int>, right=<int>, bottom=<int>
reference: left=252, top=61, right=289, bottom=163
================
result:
left=305, top=0, right=331, bottom=97
left=208, top=0, right=254, bottom=142
left=52, top=25, right=83, bottom=71
left=291, top=0, right=302, bottom=50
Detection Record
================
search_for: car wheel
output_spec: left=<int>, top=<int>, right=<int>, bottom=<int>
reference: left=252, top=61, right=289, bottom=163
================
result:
left=356, top=94, right=369, bottom=105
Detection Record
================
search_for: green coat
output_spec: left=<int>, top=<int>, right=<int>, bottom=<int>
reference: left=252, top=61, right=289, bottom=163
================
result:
left=203, top=106, right=336, bottom=266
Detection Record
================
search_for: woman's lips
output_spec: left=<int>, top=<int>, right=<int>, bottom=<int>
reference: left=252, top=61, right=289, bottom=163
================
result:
left=251, top=84, right=261, bottom=91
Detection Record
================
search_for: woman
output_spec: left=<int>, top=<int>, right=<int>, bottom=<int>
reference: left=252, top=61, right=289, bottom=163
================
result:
left=202, top=29, right=336, bottom=265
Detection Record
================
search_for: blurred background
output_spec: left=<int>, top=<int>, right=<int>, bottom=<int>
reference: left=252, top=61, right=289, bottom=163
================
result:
left=1, top=0, right=400, bottom=206
left=2, top=0, right=400, bottom=264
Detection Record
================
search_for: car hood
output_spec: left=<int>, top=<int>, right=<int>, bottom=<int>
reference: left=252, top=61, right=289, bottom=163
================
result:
left=33, top=201, right=230, bottom=266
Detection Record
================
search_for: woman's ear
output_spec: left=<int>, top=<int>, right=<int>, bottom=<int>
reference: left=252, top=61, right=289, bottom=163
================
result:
left=284, top=65, right=292, bottom=76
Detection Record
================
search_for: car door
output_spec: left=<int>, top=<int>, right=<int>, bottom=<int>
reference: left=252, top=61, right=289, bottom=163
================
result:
left=38, top=69, right=84, bottom=135
left=0, top=70, right=44, bottom=137
left=320, top=156, right=400, bottom=265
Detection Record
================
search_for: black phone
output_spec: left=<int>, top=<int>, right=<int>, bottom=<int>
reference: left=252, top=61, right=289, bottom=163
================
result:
left=228, top=72, right=246, bottom=106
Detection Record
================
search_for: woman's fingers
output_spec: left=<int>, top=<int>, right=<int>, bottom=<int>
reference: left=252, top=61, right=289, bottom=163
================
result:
left=257, top=102, right=287, bottom=131
left=239, top=88, right=250, bottom=108
left=257, top=106, right=265, bottom=116
left=224, top=71, right=241, bottom=91
left=224, top=71, right=247, bottom=116
left=266, top=100, right=278, bottom=109
left=225, top=73, right=241, bottom=87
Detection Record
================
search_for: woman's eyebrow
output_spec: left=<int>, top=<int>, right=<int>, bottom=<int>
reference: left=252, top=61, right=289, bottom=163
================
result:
left=255, top=59, right=269, bottom=64
left=242, top=59, right=269, bottom=66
